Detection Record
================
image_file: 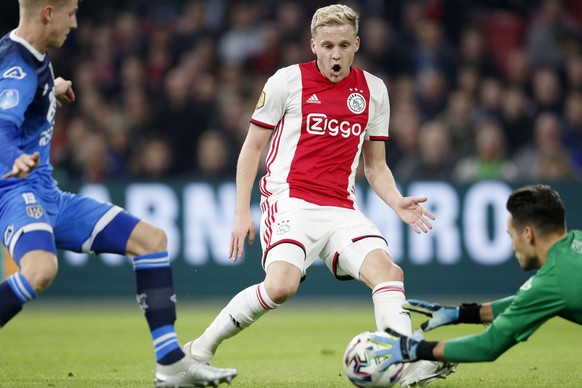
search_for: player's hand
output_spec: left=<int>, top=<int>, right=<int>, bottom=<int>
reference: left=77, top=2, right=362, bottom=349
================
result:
left=403, top=299, right=460, bottom=331
left=3, top=152, right=40, bottom=179
left=229, top=209, right=256, bottom=262
left=369, top=328, right=421, bottom=371
left=393, top=196, right=435, bottom=234
left=54, top=77, right=75, bottom=107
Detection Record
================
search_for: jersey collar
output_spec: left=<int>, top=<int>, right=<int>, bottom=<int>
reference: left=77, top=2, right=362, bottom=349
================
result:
left=10, top=30, right=46, bottom=62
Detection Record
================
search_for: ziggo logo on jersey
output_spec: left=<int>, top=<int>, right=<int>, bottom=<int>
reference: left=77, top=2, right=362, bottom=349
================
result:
left=306, top=113, right=363, bottom=138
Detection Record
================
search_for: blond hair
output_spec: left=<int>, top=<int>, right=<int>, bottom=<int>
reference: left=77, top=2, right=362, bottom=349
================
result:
left=310, top=4, right=359, bottom=37
left=19, top=0, right=70, bottom=15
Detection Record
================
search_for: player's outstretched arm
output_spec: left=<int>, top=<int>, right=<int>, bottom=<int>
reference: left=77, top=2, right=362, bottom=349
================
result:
left=361, top=141, right=435, bottom=234
left=404, top=299, right=489, bottom=331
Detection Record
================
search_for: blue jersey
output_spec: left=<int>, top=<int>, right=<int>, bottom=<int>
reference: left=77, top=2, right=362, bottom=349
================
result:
left=0, top=30, right=57, bottom=189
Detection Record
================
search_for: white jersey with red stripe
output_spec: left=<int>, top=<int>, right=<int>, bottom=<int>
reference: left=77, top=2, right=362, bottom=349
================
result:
left=250, top=61, right=390, bottom=210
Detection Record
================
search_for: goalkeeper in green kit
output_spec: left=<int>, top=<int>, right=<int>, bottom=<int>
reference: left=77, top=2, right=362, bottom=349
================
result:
left=372, top=184, right=582, bottom=373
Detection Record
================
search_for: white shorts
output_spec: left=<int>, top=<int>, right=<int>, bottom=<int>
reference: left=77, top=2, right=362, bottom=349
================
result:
left=260, top=198, right=390, bottom=280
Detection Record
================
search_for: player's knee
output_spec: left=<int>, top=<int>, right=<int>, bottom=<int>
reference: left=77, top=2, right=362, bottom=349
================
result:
left=265, top=281, right=298, bottom=303
left=145, top=225, right=167, bottom=252
left=129, top=223, right=168, bottom=256
left=20, top=254, right=58, bottom=293
left=360, top=251, right=404, bottom=286
left=387, top=262, right=404, bottom=282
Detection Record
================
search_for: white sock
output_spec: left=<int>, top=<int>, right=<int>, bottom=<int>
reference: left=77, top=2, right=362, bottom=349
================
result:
left=372, top=281, right=412, bottom=336
left=187, top=283, right=279, bottom=359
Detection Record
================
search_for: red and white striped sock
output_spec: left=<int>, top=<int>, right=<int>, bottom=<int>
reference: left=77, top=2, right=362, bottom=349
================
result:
left=185, top=282, right=279, bottom=361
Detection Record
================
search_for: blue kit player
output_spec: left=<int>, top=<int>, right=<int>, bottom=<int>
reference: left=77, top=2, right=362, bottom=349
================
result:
left=0, top=1, right=236, bottom=386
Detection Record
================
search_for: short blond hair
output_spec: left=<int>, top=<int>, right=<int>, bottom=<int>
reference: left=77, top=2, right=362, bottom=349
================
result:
left=310, top=4, right=359, bottom=37
left=19, top=0, right=70, bottom=15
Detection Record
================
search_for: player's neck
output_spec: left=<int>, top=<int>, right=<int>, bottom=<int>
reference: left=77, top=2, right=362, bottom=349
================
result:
left=538, top=230, right=568, bottom=266
left=15, top=21, right=49, bottom=53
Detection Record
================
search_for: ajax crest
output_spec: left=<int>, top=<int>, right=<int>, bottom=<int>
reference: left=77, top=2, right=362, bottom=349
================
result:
left=347, top=92, right=366, bottom=114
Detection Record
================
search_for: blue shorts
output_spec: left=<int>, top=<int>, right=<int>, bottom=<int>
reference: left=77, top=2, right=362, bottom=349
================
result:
left=0, top=181, right=137, bottom=261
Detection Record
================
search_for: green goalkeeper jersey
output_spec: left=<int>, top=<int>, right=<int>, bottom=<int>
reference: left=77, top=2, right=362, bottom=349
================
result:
left=444, top=230, right=582, bottom=362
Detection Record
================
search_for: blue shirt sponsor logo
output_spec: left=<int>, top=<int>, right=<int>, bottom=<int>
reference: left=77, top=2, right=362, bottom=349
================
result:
left=3, top=66, right=27, bottom=80
left=0, top=89, right=19, bottom=110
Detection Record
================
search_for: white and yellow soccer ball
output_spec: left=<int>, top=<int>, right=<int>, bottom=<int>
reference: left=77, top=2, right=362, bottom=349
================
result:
left=343, top=330, right=405, bottom=387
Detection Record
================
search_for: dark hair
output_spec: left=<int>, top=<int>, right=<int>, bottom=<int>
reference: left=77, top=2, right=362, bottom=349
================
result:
left=506, top=184, right=566, bottom=234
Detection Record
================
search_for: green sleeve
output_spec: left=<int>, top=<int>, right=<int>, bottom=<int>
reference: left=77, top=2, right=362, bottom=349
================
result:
left=443, top=324, right=517, bottom=362
left=490, top=296, right=514, bottom=318
left=444, top=272, right=564, bottom=362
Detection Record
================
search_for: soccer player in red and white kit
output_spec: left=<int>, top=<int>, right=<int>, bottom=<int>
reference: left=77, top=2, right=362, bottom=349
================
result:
left=184, top=4, right=455, bottom=385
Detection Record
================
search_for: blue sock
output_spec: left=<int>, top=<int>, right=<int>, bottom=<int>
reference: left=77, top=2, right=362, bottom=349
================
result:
left=133, top=252, right=185, bottom=365
left=0, top=273, right=37, bottom=327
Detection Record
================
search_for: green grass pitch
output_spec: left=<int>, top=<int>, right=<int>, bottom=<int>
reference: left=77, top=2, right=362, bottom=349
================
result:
left=1, top=298, right=581, bottom=387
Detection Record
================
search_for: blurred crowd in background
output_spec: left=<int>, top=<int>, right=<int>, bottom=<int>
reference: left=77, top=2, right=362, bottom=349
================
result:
left=2, top=0, right=582, bottom=183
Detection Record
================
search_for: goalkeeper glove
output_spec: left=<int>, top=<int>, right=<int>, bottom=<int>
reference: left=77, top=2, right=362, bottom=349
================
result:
left=403, top=299, right=482, bottom=331
left=369, top=328, right=422, bottom=371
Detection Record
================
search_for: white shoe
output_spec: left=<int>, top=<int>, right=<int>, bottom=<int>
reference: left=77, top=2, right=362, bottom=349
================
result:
left=155, top=356, right=237, bottom=387
left=183, top=340, right=213, bottom=365
left=399, top=360, right=457, bottom=387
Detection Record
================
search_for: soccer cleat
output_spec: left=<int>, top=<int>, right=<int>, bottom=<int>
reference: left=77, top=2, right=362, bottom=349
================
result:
left=399, top=360, right=457, bottom=387
left=154, top=356, right=237, bottom=387
left=183, top=340, right=213, bottom=365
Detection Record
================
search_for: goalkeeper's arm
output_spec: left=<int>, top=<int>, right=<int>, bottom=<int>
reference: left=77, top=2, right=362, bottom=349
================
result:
left=378, top=324, right=517, bottom=365
left=403, top=299, right=496, bottom=331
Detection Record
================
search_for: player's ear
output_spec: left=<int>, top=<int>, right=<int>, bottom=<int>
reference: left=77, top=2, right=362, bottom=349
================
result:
left=523, top=225, right=534, bottom=244
left=354, top=36, right=360, bottom=52
left=41, top=4, right=54, bottom=23
left=310, top=38, right=316, bottom=54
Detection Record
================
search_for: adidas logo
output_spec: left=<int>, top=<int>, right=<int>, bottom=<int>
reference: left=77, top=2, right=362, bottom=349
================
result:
left=306, top=94, right=321, bottom=104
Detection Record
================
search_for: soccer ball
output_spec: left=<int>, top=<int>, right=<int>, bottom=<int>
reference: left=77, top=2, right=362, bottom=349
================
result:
left=343, top=330, right=405, bottom=387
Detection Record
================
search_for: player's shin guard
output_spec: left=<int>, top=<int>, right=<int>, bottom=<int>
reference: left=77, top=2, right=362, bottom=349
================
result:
left=0, top=273, right=37, bottom=328
left=187, top=282, right=279, bottom=359
left=133, top=252, right=184, bottom=365
left=372, top=281, right=412, bottom=336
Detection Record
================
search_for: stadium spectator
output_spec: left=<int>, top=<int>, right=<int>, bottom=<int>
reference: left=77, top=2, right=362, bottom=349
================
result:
left=416, top=68, right=449, bottom=121
left=530, top=68, right=564, bottom=117
left=455, top=65, right=482, bottom=99
left=358, top=15, right=411, bottom=79
left=396, top=121, right=456, bottom=181
left=457, top=24, right=501, bottom=79
left=504, top=49, right=532, bottom=90
left=476, top=77, right=504, bottom=123
left=453, top=119, right=519, bottom=182
left=499, top=86, right=535, bottom=156
left=274, top=1, right=306, bottom=44
left=217, top=1, right=266, bottom=67
left=513, top=112, right=576, bottom=180
left=387, top=97, right=421, bottom=170
left=370, top=184, right=582, bottom=366
left=148, top=67, right=211, bottom=175
left=132, top=135, right=175, bottom=180
left=437, top=90, right=476, bottom=155
left=411, top=19, right=457, bottom=85
left=192, top=129, right=235, bottom=179
left=526, top=0, right=582, bottom=70
left=564, top=54, right=582, bottom=94
left=562, top=92, right=582, bottom=171
left=536, top=149, right=580, bottom=181
left=244, top=22, right=283, bottom=76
